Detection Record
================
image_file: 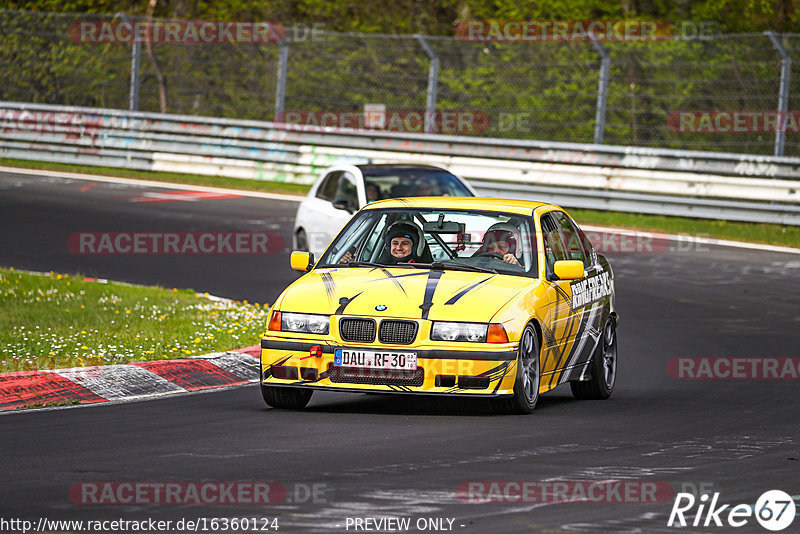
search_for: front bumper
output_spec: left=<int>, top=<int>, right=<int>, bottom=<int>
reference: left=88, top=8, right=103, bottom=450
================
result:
left=260, top=338, right=519, bottom=396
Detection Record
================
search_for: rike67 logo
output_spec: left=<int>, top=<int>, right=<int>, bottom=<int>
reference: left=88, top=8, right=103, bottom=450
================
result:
left=668, top=490, right=795, bottom=531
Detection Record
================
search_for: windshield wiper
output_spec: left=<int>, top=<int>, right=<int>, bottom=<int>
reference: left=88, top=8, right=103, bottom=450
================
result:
left=343, top=261, right=388, bottom=268
left=429, top=261, right=498, bottom=274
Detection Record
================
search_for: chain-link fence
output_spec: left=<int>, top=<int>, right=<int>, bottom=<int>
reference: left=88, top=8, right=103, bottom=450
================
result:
left=1, top=9, right=798, bottom=157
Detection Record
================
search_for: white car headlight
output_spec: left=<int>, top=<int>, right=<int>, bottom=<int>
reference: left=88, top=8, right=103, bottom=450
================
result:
left=281, top=312, right=330, bottom=334
left=431, top=322, right=488, bottom=343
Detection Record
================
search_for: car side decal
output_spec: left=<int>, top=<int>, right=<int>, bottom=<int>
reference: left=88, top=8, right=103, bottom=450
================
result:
left=444, top=276, right=494, bottom=305
left=551, top=309, right=583, bottom=387
left=562, top=303, right=602, bottom=374
left=570, top=270, right=611, bottom=310
left=545, top=282, right=582, bottom=388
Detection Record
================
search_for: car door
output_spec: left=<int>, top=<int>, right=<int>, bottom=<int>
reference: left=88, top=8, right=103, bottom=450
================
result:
left=297, top=170, right=348, bottom=257
left=538, top=211, right=592, bottom=388
left=329, top=170, right=360, bottom=236
left=550, top=211, right=606, bottom=382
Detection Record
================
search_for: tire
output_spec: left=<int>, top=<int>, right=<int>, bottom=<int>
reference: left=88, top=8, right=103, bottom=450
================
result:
left=491, top=324, right=540, bottom=414
left=295, top=229, right=308, bottom=251
left=261, top=383, right=313, bottom=409
left=571, top=316, right=617, bottom=400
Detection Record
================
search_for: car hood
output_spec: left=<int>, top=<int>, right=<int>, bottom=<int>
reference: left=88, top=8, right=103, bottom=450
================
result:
left=277, top=266, right=534, bottom=322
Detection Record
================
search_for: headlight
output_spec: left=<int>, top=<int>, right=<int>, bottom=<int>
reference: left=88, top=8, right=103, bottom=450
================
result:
left=281, top=312, right=330, bottom=334
left=431, top=322, right=488, bottom=343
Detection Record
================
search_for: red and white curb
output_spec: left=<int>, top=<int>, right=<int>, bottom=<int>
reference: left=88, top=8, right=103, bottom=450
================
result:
left=0, top=345, right=261, bottom=411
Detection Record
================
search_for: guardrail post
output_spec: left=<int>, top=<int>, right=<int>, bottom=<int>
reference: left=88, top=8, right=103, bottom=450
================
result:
left=766, top=31, right=791, bottom=157
left=274, top=40, right=289, bottom=121
left=415, top=34, right=439, bottom=134
left=590, top=36, right=610, bottom=145
left=118, top=13, right=140, bottom=112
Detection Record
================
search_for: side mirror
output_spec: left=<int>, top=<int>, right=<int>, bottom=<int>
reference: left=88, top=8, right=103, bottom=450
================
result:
left=290, top=251, right=315, bottom=272
left=332, top=199, right=354, bottom=214
left=553, top=260, right=585, bottom=280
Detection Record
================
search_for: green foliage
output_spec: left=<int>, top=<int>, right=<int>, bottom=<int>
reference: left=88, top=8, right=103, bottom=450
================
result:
left=4, top=0, right=798, bottom=33
left=1, top=6, right=798, bottom=155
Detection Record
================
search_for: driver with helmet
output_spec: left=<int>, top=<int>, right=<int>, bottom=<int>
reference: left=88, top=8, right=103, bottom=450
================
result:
left=340, top=220, right=429, bottom=264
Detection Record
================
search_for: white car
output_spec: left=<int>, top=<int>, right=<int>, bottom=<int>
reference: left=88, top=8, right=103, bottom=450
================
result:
left=293, top=164, right=477, bottom=258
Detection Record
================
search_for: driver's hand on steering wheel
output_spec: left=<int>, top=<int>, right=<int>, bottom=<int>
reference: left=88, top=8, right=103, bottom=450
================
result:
left=503, top=254, right=519, bottom=265
left=340, top=250, right=354, bottom=264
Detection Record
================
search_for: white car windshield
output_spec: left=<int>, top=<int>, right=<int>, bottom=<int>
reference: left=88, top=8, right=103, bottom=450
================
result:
left=362, top=168, right=472, bottom=200
left=318, top=208, right=538, bottom=277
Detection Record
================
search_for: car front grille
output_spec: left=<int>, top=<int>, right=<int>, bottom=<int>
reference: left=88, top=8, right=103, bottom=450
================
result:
left=328, top=365, right=425, bottom=387
left=378, top=320, right=418, bottom=345
left=339, top=318, right=376, bottom=342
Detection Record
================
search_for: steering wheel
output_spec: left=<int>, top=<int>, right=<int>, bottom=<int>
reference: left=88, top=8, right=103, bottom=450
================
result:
left=475, top=252, right=504, bottom=260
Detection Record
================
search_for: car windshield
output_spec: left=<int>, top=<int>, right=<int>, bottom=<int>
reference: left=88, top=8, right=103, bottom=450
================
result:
left=361, top=167, right=472, bottom=200
left=318, top=208, right=538, bottom=277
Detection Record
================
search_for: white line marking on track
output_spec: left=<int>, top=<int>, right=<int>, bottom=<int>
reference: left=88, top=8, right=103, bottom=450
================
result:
left=0, top=165, right=305, bottom=202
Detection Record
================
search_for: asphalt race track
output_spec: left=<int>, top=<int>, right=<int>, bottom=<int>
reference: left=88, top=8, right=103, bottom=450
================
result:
left=1, top=170, right=799, bottom=533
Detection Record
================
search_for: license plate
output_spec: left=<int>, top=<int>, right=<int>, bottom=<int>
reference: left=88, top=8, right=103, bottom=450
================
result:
left=334, top=349, right=417, bottom=370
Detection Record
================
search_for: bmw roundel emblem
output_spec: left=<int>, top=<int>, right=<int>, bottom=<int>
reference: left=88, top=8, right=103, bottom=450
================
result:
left=375, top=304, right=388, bottom=312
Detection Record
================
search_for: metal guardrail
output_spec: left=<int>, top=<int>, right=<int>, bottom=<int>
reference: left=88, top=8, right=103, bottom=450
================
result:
left=1, top=101, right=799, bottom=225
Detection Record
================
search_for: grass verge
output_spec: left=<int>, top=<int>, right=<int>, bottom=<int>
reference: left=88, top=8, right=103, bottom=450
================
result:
left=570, top=209, right=800, bottom=249
left=0, top=267, right=267, bottom=373
left=2, top=157, right=798, bottom=249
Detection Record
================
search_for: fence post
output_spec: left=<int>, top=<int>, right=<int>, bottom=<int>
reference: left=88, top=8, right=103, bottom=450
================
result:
left=765, top=31, right=791, bottom=157
left=415, top=34, right=439, bottom=134
left=590, top=36, right=610, bottom=145
left=118, top=13, right=140, bottom=112
left=274, top=40, right=289, bottom=121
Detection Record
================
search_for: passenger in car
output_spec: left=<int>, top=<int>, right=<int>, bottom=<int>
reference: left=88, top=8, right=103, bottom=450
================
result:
left=365, top=183, right=381, bottom=203
left=477, top=225, right=521, bottom=266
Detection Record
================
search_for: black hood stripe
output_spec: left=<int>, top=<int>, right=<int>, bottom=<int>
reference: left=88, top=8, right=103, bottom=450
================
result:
left=320, top=272, right=336, bottom=303
left=419, top=270, right=444, bottom=320
left=445, top=276, right=494, bottom=305
left=336, top=292, right=363, bottom=315
left=377, top=267, right=408, bottom=296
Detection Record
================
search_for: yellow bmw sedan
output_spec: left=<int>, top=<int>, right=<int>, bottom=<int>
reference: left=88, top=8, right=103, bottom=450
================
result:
left=260, top=197, right=617, bottom=414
